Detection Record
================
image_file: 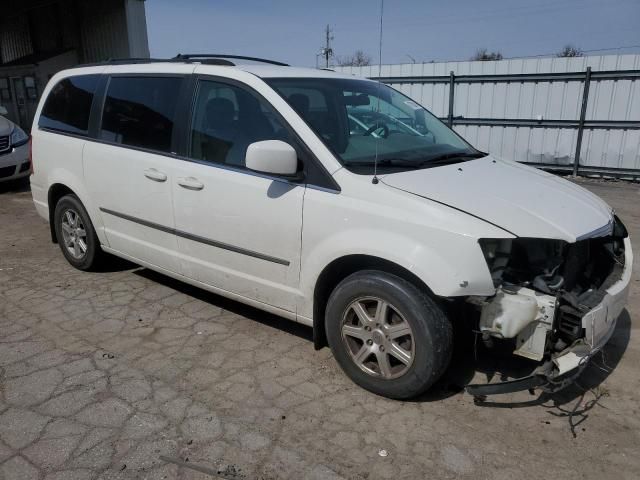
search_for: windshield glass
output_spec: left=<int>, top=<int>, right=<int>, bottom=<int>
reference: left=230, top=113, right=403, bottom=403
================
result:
left=267, top=78, right=482, bottom=173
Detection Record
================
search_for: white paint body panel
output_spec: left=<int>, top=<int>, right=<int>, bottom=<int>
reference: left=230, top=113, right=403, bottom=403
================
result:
left=83, top=142, right=182, bottom=274
left=381, top=155, right=613, bottom=242
left=553, top=237, right=633, bottom=374
left=171, top=160, right=305, bottom=313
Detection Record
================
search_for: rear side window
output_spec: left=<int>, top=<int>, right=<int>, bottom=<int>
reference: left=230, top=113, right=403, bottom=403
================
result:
left=39, top=75, right=99, bottom=135
left=100, top=76, right=183, bottom=153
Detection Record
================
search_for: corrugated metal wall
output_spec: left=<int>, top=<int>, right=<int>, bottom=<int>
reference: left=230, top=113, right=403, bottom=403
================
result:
left=29, top=4, right=63, bottom=54
left=336, top=54, right=640, bottom=175
left=0, top=0, right=149, bottom=129
left=0, top=0, right=148, bottom=66
left=80, top=1, right=131, bottom=63
left=0, top=14, right=33, bottom=63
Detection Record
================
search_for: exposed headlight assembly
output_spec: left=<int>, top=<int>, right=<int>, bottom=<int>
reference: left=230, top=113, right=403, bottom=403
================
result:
left=478, top=238, right=513, bottom=287
left=10, top=126, right=29, bottom=148
left=479, top=238, right=566, bottom=291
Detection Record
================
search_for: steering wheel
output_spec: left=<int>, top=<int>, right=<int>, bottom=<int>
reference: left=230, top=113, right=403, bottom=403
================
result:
left=363, top=123, right=389, bottom=138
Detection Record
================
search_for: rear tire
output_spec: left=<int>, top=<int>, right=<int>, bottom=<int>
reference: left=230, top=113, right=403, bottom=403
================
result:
left=325, top=270, right=452, bottom=399
left=53, top=194, right=104, bottom=271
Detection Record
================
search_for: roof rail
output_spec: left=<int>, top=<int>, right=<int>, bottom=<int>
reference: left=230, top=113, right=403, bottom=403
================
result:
left=174, top=54, right=289, bottom=67
left=77, top=57, right=181, bottom=67
left=108, top=57, right=235, bottom=66
left=77, top=54, right=289, bottom=68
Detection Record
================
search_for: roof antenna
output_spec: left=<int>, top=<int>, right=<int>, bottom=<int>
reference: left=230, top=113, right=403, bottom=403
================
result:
left=372, top=0, right=384, bottom=185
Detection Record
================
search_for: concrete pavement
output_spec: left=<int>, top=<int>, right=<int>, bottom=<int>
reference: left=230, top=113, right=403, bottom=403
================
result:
left=0, top=177, right=639, bottom=479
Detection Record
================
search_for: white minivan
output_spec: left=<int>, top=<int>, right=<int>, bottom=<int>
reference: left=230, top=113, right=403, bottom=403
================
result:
left=30, top=55, right=632, bottom=399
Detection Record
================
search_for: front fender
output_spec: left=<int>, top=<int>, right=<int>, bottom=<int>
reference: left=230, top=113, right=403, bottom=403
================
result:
left=298, top=227, right=497, bottom=320
left=297, top=173, right=516, bottom=321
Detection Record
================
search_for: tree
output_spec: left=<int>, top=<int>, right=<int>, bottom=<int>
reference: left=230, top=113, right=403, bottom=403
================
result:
left=557, top=44, right=584, bottom=57
left=471, top=48, right=503, bottom=61
left=337, top=50, right=372, bottom=67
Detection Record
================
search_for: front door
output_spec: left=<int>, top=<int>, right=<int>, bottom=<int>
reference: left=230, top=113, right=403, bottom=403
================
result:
left=172, top=78, right=305, bottom=312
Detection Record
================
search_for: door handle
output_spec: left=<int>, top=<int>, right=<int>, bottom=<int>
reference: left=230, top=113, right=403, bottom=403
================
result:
left=177, top=177, right=204, bottom=191
left=144, top=168, right=167, bottom=182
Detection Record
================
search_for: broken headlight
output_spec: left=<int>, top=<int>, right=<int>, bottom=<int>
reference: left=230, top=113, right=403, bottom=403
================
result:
left=478, top=239, right=513, bottom=287
left=479, top=238, right=566, bottom=292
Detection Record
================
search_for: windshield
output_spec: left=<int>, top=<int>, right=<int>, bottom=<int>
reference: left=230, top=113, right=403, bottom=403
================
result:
left=267, top=78, right=482, bottom=173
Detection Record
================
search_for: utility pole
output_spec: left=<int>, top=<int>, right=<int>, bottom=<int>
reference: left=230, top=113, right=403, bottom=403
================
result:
left=320, top=24, right=333, bottom=68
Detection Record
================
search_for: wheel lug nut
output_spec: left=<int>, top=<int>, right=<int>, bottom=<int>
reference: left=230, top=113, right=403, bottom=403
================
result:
left=379, top=346, right=385, bottom=352
left=366, top=339, right=373, bottom=345
left=365, top=326, right=371, bottom=331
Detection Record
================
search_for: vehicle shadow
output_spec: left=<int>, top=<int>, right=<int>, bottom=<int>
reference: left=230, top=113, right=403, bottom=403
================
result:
left=411, top=309, right=632, bottom=405
left=133, top=268, right=314, bottom=343
left=464, top=310, right=631, bottom=436
left=96, top=255, right=139, bottom=273
left=128, top=266, right=631, bottom=415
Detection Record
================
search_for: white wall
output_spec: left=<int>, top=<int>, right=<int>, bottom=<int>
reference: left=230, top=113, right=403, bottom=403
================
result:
left=336, top=54, right=640, bottom=175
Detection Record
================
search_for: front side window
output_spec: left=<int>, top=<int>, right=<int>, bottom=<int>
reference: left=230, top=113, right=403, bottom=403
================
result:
left=268, top=78, right=483, bottom=173
left=189, top=80, right=294, bottom=168
left=100, top=76, right=183, bottom=153
left=39, top=75, right=100, bottom=135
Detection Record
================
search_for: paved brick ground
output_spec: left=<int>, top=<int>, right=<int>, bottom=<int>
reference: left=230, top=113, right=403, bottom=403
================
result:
left=0, top=178, right=639, bottom=480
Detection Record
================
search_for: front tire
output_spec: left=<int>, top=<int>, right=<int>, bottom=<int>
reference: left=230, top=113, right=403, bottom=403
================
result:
left=53, top=194, right=104, bottom=271
left=325, top=270, right=452, bottom=399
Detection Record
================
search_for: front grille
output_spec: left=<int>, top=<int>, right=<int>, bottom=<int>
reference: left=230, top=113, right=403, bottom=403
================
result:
left=0, top=165, right=16, bottom=178
left=557, top=305, right=584, bottom=343
left=0, top=135, right=9, bottom=154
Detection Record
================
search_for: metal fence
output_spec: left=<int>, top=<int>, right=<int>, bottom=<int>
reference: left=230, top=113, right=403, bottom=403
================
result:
left=336, top=54, right=640, bottom=179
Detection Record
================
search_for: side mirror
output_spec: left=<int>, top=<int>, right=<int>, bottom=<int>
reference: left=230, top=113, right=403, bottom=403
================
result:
left=245, top=140, right=299, bottom=177
left=0, top=105, right=7, bottom=116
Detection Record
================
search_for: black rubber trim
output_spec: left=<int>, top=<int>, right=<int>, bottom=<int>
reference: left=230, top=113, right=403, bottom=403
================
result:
left=465, top=374, right=548, bottom=396
left=99, top=207, right=290, bottom=266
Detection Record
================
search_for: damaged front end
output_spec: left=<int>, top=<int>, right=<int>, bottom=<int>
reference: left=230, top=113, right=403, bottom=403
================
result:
left=466, top=216, right=632, bottom=396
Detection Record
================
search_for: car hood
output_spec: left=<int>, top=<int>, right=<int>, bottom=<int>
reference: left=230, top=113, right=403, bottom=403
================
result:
left=0, top=116, right=14, bottom=136
left=380, top=155, right=613, bottom=242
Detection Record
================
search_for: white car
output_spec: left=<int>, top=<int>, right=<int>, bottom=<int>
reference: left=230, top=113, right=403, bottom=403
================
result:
left=0, top=106, right=30, bottom=183
left=29, top=56, right=632, bottom=399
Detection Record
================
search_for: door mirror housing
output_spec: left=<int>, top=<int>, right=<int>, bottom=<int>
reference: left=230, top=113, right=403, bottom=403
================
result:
left=245, top=140, right=299, bottom=177
left=0, top=105, right=8, bottom=116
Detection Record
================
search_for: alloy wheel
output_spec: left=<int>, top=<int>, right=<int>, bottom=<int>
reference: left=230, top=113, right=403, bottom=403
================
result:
left=60, top=209, right=88, bottom=260
left=340, top=296, right=415, bottom=379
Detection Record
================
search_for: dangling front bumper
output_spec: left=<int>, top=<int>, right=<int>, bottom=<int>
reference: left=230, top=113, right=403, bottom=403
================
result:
left=466, top=237, right=633, bottom=397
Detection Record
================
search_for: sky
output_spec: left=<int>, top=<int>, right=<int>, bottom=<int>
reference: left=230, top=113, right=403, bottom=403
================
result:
left=146, top=0, right=640, bottom=66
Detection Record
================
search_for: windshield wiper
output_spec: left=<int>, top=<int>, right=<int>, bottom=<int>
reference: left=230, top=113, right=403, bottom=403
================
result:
left=419, top=151, right=486, bottom=166
left=342, top=152, right=486, bottom=169
left=342, top=158, right=421, bottom=168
